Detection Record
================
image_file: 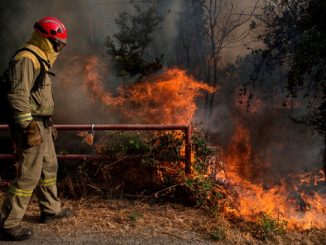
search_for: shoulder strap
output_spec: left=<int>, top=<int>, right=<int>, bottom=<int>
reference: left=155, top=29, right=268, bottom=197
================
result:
left=11, top=47, right=50, bottom=69
left=10, top=47, right=50, bottom=91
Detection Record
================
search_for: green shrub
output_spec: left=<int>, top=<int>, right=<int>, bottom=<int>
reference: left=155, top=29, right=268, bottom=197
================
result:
left=255, top=212, right=287, bottom=240
left=58, top=127, right=223, bottom=215
left=209, top=227, right=225, bottom=241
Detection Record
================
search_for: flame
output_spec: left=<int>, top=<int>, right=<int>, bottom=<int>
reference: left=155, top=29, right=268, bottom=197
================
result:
left=223, top=122, right=326, bottom=230
left=225, top=123, right=254, bottom=179
left=83, top=56, right=124, bottom=106
left=82, top=56, right=215, bottom=124
left=80, top=56, right=326, bottom=230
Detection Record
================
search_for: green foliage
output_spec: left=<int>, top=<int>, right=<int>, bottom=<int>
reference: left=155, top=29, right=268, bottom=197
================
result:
left=128, top=211, right=142, bottom=222
left=184, top=176, right=223, bottom=215
left=100, top=132, right=150, bottom=158
left=99, top=131, right=183, bottom=166
left=106, top=0, right=164, bottom=77
left=192, top=130, right=214, bottom=172
left=255, top=212, right=287, bottom=240
left=184, top=129, right=223, bottom=212
left=58, top=127, right=223, bottom=216
left=209, top=227, right=225, bottom=241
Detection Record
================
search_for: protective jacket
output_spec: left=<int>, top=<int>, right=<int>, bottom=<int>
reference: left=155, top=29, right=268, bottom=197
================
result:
left=8, top=31, right=57, bottom=128
left=0, top=30, right=61, bottom=230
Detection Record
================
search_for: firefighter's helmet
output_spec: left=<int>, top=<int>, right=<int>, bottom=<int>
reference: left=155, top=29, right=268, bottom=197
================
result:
left=34, top=16, right=67, bottom=52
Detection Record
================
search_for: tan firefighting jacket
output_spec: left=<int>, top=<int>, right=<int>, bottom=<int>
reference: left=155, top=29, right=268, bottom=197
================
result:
left=8, top=31, right=58, bottom=128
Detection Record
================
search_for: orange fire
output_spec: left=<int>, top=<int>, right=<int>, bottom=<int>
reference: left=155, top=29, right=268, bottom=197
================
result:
left=81, top=55, right=325, bottom=231
left=82, top=56, right=215, bottom=124
left=223, top=122, right=326, bottom=230
left=83, top=56, right=124, bottom=106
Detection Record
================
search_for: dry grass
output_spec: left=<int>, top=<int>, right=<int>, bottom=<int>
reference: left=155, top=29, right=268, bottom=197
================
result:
left=1, top=192, right=325, bottom=244
left=27, top=197, right=326, bottom=243
left=27, top=196, right=223, bottom=242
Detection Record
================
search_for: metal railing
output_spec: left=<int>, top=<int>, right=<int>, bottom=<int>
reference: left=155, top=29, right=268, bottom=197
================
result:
left=0, top=124, right=192, bottom=174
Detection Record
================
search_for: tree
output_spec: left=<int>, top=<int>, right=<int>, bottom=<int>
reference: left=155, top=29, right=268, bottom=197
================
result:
left=106, top=0, right=164, bottom=77
left=251, top=0, right=326, bottom=174
left=175, top=0, right=207, bottom=75
left=202, top=0, right=259, bottom=120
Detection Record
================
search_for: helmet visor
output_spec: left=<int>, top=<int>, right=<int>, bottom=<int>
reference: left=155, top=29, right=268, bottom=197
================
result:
left=49, top=38, right=66, bottom=53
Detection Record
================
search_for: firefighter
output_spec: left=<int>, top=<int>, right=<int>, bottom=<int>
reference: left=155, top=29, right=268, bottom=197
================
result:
left=0, top=17, right=73, bottom=241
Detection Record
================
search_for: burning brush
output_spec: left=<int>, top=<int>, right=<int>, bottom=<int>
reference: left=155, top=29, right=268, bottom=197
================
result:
left=220, top=122, right=326, bottom=230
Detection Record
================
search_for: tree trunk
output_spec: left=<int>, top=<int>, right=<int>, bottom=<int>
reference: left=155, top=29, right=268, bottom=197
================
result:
left=208, top=57, right=218, bottom=119
left=204, top=59, right=211, bottom=122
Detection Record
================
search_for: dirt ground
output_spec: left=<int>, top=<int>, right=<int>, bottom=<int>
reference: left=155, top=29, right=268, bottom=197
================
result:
left=0, top=193, right=325, bottom=244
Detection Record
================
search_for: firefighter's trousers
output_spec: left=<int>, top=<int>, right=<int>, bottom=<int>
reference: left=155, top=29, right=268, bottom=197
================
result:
left=0, top=121, right=61, bottom=229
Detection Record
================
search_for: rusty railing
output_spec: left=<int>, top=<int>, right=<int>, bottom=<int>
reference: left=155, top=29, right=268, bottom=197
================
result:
left=0, top=124, right=192, bottom=174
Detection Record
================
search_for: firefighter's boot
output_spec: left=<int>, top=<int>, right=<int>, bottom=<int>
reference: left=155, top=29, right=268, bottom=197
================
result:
left=1, top=225, right=33, bottom=241
left=40, top=208, right=74, bottom=223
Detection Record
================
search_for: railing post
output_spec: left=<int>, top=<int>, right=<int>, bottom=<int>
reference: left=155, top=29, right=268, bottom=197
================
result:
left=185, top=126, right=192, bottom=174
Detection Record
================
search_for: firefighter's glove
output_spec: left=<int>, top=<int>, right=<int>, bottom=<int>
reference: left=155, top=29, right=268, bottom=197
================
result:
left=24, top=120, right=42, bottom=147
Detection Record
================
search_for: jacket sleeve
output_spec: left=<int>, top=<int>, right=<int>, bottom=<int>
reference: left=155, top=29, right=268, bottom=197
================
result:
left=7, top=58, right=38, bottom=128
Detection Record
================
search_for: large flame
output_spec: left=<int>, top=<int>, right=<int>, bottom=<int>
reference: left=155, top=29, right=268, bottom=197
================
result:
left=82, top=56, right=215, bottom=124
left=81, top=55, right=325, bottom=231
left=83, top=56, right=124, bottom=106
left=223, top=123, right=326, bottom=230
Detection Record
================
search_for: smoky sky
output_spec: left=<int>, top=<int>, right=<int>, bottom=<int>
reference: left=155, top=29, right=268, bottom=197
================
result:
left=0, top=0, right=323, bottom=178
left=0, top=0, right=126, bottom=69
left=0, top=0, right=192, bottom=124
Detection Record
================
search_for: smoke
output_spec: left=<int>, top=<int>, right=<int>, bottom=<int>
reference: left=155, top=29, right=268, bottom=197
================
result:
left=205, top=81, right=323, bottom=184
left=0, top=0, right=132, bottom=124
left=212, top=58, right=322, bottom=182
left=149, top=0, right=183, bottom=66
left=0, top=1, right=323, bottom=175
left=241, top=108, right=322, bottom=183
left=0, top=0, right=188, bottom=124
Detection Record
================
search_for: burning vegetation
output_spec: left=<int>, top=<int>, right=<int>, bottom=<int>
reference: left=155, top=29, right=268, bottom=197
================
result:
left=0, top=0, right=325, bottom=243
left=224, top=123, right=325, bottom=230
left=54, top=52, right=326, bottom=242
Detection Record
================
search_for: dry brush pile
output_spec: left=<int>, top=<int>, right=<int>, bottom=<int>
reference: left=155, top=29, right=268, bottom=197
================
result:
left=57, top=128, right=224, bottom=210
left=55, top=127, right=303, bottom=242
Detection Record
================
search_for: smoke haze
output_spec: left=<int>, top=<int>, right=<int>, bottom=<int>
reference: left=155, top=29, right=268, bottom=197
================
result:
left=0, top=0, right=323, bottom=177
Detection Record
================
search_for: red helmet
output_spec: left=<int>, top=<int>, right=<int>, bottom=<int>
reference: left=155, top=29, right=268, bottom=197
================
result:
left=34, top=16, right=67, bottom=45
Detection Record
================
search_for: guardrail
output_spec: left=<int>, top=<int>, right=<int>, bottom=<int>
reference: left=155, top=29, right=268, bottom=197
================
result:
left=0, top=124, right=192, bottom=174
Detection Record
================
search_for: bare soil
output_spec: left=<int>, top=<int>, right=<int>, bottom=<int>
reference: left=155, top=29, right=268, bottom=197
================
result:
left=0, top=193, right=325, bottom=244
